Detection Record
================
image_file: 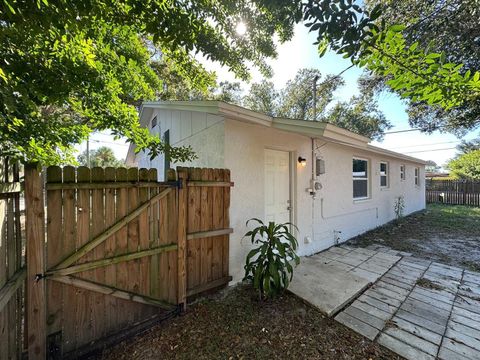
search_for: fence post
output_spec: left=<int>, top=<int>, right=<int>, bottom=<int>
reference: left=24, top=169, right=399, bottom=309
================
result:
left=24, top=164, right=46, bottom=359
left=177, top=168, right=187, bottom=311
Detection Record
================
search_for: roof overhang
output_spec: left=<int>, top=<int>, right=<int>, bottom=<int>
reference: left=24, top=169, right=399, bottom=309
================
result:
left=129, top=100, right=426, bottom=166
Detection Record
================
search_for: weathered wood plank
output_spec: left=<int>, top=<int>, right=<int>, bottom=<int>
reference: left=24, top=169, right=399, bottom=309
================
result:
left=46, top=166, right=64, bottom=344
left=186, top=228, right=233, bottom=240
left=104, top=167, right=117, bottom=334
left=25, top=163, right=47, bottom=359
left=12, top=162, right=23, bottom=357
left=127, top=167, right=140, bottom=323
left=91, top=167, right=106, bottom=340
left=0, top=157, right=8, bottom=360
left=187, top=181, right=234, bottom=187
left=6, top=159, right=17, bottom=359
left=200, top=168, right=210, bottom=285
left=114, top=168, right=129, bottom=329
left=138, top=169, right=150, bottom=301
left=222, top=169, right=231, bottom=278
left=148, top=169, right=160, bottom=299
left=0, top=267, right=26, bottom=312
left=62, top=166, right=77, bottom=353
left=47, top=244, right=178, bottom=277
left=167, top=179, right=177, bottom=304
left=212, top=169, right=223, bottom=281
left=74, top=166, right=93, bottom=348
left=51, top=276, right=175, bottom=310
left=177, top=169, right=187, bottom=308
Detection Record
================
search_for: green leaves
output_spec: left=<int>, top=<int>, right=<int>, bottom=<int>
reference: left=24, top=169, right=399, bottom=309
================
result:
left=303, top=0, right=480, bottom=116
left=446, top=150, right=480, bottom=180
left=0, top=0, right=302, bottom=165
left=243, top=218, right=300, bottom=300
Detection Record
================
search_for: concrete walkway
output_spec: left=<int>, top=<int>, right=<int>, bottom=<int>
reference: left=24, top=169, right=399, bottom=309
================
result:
left=334, top=246, right=480, bottom=360
left=289, top=246, right=400, bottom=316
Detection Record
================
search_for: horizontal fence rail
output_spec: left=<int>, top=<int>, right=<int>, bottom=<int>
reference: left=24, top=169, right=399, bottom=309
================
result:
left=426, top=179, right=480, bottom=206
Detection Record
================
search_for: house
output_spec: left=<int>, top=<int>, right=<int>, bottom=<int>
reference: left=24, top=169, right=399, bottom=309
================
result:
left=126, top=101, right=426, bottom=282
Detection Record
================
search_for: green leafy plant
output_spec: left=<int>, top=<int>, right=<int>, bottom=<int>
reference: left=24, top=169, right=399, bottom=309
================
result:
left=243, top=218, right=300, bottom=299
left=394, top=196, right=405, bottom=221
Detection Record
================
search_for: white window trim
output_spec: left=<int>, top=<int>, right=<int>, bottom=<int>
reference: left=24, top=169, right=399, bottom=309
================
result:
left=353, top=157, right=370, bottom=200
left=380, top=161, right=389, bottom=188
left=414, top=167, right=420, bottom=186
left=400, top=164, right=406, bottom=181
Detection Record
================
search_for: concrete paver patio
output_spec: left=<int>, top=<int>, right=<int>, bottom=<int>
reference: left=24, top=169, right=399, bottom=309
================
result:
left=290, top=244, right=480, bottom=360
left=289, top=246, right=401, bottom=316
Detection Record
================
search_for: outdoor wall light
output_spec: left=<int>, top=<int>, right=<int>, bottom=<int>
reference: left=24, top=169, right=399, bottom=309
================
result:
left=298, top=157, right=307, bottom=167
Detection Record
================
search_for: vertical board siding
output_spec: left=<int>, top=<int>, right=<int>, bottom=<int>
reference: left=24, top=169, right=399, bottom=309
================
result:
left=426, top=179, right=480, bottom=206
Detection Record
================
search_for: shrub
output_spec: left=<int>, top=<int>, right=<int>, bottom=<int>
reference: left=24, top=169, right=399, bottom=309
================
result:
left=394, top=196, right=405, bottom=220
left=243, top=218, right=300, bottom=299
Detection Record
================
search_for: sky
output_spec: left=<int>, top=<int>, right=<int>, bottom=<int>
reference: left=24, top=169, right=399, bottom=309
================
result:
left=77, top=23, right=478, bottom=170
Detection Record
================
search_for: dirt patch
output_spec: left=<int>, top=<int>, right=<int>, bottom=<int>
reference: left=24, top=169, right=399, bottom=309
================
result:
left=348, top=204, right=480, bottom=271
left=416, top=278, right=445, bottom=291
left=100, top=285, right=401, bottom=360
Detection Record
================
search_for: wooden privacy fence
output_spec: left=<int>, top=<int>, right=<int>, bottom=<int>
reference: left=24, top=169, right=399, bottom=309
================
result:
left=0, top=158, right=24, bottom=360
left=1, top=161, right=232, bottom=360
left=426, top=179, right=480, bottom=206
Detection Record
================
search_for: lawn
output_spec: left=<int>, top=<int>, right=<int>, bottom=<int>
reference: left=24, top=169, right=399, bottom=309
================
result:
left=101, top=286, right=401, bottom=360
left=349, top=203, right=480, bottom=271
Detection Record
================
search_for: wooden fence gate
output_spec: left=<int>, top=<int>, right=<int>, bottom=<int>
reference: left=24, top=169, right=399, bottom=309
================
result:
left=0, top=162, right=232, bottom=360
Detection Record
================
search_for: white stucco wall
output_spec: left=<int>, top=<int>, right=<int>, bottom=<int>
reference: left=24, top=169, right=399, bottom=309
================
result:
left=223, top=119, right=425, bottom=282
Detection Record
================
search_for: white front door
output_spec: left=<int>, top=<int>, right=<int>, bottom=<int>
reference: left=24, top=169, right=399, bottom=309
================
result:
left=265, top=149, right=291, bottom=224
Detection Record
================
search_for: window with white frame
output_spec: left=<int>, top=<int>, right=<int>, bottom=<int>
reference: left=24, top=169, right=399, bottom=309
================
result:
left=400, top=165, right=406, bottom=180
left=380, top=162, right=388, bottom=187
left=353, top=158, right=369, bottom=199
left=151, top=115, right=157, bottom=128
left=415, top=167, right=420, bottom=186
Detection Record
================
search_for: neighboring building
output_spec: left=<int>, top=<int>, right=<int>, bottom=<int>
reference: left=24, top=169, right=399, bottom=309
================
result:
left=126, top=101, right=426, bottom=282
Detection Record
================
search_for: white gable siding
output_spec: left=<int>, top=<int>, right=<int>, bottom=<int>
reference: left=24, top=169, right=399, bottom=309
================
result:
left=135, top=109, right=224, bottom=180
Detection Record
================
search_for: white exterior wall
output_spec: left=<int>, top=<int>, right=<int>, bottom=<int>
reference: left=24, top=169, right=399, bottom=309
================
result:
left=134, top=109, right=224, bottom=179
left=133, top=109, right=425, bottom=284
left=223, top=119, right=425, bottom=282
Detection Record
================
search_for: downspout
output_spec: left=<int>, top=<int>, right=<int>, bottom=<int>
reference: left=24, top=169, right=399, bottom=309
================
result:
left=311, top=137, right=316, bottom=245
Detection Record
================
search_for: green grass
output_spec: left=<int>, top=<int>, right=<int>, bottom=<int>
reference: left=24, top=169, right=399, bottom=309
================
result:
left=425, top=204, right=480, bottom=234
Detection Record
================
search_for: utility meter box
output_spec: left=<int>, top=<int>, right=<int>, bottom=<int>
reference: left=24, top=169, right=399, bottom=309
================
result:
left=316, top=158, right=325, bottom=176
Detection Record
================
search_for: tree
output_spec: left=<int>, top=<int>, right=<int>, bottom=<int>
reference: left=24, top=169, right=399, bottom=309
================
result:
left=243, top=81, right=279, bottom=116
left=325, top=93, right=391, bottom=141
left=457, top=137, right=480, bottom=156
left=425, top=160, right=440, bottom=173
left=213, top=81, right=243, bottom=104
left=0, top=0, right=302, bottom=165
left=446, top=150, right=480, bottom=180
left=77, top=146, right=124, bottom=168
left=359, top=0, right=480, bottom=134
left=242, top=69, right=390, bottom=139
left=302, top=0, right=480, bottom=125
left=277, top=69, right=344, bottom=120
